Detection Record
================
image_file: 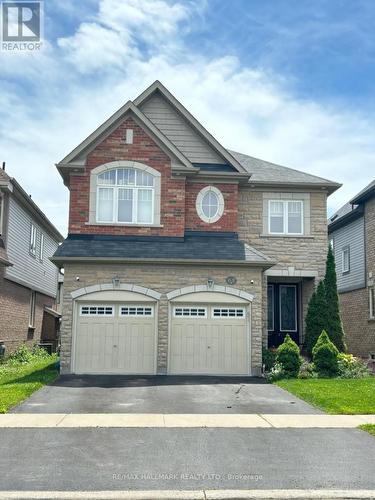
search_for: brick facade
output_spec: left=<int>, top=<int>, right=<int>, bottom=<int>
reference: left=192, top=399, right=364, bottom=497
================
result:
left=60, top=263, right=263, bottom=376
left=338, top=195, right=375, bottom=357
left=185, top=182, right=238, bottom=232
left=0, top=266, right=55, bottom=353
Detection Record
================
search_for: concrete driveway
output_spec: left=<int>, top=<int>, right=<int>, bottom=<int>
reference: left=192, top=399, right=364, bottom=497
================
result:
left=12, top=375, right=322, bottom=414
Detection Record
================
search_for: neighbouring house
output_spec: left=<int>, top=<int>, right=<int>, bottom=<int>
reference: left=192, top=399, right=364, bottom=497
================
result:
left=0, top=167, right=64, bottom=354
left=52, top=81, right=340, bottom=376
left=328, top=179, right=375, bottom=358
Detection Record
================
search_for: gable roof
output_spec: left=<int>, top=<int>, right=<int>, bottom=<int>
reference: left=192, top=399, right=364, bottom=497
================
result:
left=350, top=178, right=375, bottom=204
left=133, top=81, right=247, bottom=174
left=231, top=151, right=341, bottom=194
left=57, top=101, right=198, bottom=183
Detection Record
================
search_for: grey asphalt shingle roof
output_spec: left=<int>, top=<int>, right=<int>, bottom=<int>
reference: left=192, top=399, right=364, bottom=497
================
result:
left=350, top=179, right=375, bottom=204
left=53, top=234, right=272, bottom=265
left=230, top=150, right=339, bottom=187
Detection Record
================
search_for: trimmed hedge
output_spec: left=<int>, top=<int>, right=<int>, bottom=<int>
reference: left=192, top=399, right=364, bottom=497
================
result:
left=276, top=334, right=302, bottom=377
left=312, top=330, right=339, bottom=376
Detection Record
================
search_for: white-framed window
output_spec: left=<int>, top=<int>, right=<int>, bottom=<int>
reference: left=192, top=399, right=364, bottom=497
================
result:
left=268, top=200, right=303, bottom=235
left=196, top=186, right=225, bottom=224
left=96, top=168, right=154, bottom=224
left=212, top=308, right=245, bottom=318
left=329, top=238, right=334, bottom=250
left=80, top=305, right=114, bottom=316
left=174, top=307, right=207, bottom=318
left=120, top=306, right=153, bottom=317
left=39, top=233, right=45, bottom=262
left=29, top=223, right=37, bottom=256
left=369, top=287, right=375, bottom=320
left=29, top=291, right=36, bottom=328
left=342, top=246, right=350, bottom=273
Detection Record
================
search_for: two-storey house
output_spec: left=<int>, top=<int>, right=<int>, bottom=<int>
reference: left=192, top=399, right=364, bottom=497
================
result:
left=0, top=167, right=63, bottom=353
left=53, top=81, right=340, bottom=376
left=328, top=180, right=375, bottom=358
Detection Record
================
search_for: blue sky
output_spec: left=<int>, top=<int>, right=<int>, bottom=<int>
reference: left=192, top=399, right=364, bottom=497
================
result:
left=1, top=0, right=375, bottom=234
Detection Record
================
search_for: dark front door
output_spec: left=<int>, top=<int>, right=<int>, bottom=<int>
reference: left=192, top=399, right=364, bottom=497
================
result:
left=267, top=283, right=299, bottom=348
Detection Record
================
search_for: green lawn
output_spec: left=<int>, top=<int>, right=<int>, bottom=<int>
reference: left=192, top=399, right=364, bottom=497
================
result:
left=359, top=424, right=375, bottom=437
left=276, top=377, right=375, bottom=414
left=0, top=356, right=59, bottom=413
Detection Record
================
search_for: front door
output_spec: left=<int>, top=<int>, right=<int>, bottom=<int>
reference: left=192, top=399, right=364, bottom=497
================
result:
left=267, top=283, right=299, bottom=348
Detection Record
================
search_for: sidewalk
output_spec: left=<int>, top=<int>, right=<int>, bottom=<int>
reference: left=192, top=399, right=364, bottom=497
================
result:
left=1, top=413, right=375, bottom=428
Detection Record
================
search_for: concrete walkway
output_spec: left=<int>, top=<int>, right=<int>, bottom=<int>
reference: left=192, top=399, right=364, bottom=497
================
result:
left=1, top=413, right=375, bottom=428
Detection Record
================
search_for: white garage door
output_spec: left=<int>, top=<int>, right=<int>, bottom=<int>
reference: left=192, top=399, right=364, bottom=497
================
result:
left=169, top=304, right=249, bottom=375
left=74, top=303, right=155, bottom=374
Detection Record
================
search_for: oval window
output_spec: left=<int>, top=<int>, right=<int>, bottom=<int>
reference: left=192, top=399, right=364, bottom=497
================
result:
left=196, top=186, right=224, bottom=223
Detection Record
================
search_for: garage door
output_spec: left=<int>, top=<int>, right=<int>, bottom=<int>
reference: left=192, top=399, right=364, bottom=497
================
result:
left=169, top=304, right=249, bottom=375
left=74, top=303, right=155, bottom=374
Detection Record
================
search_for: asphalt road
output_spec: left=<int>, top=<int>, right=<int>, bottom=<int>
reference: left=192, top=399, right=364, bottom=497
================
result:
left=12, top=375, right=322, bottom=414
left=1, top=427, right=375, bottom=490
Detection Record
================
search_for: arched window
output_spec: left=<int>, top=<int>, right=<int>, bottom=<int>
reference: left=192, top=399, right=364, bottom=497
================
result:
left=97, top=168, right=155, bottom=224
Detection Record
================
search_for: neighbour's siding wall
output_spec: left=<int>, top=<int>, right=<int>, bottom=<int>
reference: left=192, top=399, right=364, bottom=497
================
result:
left=139, top=93, right=224, bottom=164
left=365, top=197, right=375, bottom=285
left=0, top=265, right=55, bottom=352
left=330, top=216, right=365, bottom=292
left=5, top=197, right=59, bottom=297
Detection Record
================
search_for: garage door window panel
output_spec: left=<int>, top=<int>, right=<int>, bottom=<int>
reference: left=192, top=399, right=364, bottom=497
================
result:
left=120, top=306, right=153, bottom=317
left=174, top=307, right=207, bottom=318
left=212, top=308, right=245, bottom=318
left=80, top=305, right=114, bottom=316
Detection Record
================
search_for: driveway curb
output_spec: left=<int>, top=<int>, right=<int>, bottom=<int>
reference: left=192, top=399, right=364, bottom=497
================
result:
left=1, top=413, right=375, bottom=428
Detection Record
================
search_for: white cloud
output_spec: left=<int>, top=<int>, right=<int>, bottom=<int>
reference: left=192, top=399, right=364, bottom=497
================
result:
left=0, top=0, right=374, bottom=236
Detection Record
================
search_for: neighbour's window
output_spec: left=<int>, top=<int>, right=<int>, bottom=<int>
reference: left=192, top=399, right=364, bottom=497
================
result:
left=29, top=291, right=36, bottom=328
left=269, top=200, right=303, bottom=235
left=342, top=246, right=350, bottom=273
left=329, top=238, right=334, bottom=250
left=0, top=195, right=3, bottom=235
left=39, top=233, right=44, bottom=262
left=96, top=168, right=154, bottom=224
left=29, top=224, right=37, bottom=256
left=369, top=287, right=375, bottom=320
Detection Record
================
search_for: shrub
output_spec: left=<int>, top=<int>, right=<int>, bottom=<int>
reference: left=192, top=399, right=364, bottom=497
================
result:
left=298, top=361, right=317, bottom=379
left=304, top=280, right=327, bottom=357
left=324, top=245, right=346, bottom=352
left=276, top=334, right=302, bottom=377
left=7, top=344, right=51, bottom=365
left=262, top=347, right=277, bottom=372
left=266, top=362, right=286, bottom=382
left=312, top=330, right=339, bottom=376
left=337, top=353, right=371, bottom=379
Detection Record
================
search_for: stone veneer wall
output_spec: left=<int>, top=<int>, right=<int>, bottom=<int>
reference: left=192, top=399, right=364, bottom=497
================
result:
left=60, top=263, right=263, bottom=375
left=238, top=187, right=328, bottom=345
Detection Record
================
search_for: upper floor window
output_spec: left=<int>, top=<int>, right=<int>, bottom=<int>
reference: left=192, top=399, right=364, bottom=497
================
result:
left=97, top=168, right=154, bottom=224
left=269, top=200, right=303, bottom=235
left=30, top=223, right=37, bottom=256
left=342, top=246, right=350, bottom=273
left=196, top=186, right=225, bottom=224
left=39, top=233, right=45, bottom=262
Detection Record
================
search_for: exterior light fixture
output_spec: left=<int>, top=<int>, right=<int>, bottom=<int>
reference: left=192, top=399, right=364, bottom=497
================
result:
left=207, top=278, right=214, bottom=289
left=112, top=275, right=120, bottom=288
